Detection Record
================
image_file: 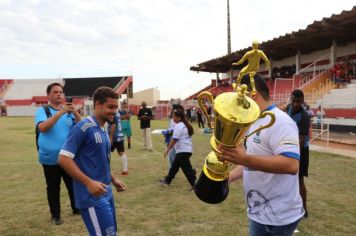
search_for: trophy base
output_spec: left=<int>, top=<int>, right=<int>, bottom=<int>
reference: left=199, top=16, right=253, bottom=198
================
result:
left=194, top=169, right=229, bottom=204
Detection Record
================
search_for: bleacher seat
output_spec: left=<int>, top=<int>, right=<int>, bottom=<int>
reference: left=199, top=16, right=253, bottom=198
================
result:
left=316, top=84, right=356, bottom=108
left=4, top=79, right=62, bottom=100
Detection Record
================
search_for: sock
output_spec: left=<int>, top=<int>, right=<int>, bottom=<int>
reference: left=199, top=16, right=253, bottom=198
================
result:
left=120, top=155, right=128, bottom=172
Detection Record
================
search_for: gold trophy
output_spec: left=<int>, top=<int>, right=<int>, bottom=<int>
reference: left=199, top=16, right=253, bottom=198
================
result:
left=194, top=42, right=275, bottom=204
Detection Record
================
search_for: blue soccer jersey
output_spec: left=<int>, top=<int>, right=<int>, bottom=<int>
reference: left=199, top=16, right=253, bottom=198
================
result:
left=35, top=106, right=75, bottom=165
left=60, top=116, right=113, bottom=209
left=108, top=113, right=124, bottom=142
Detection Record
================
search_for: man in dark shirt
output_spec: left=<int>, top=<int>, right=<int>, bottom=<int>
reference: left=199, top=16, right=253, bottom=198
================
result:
left=197, top=108, right=204, bottom=128
left=137, top=101, right=153, bottom=151
left=287, top=89, right=310, bottom=218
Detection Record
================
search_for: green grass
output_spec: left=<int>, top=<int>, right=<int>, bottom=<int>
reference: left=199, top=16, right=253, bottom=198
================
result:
left=0, top=117, right=356, bottom=235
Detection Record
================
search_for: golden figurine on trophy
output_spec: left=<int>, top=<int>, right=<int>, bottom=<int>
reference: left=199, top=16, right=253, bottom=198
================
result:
left=232, top=40, right=270, bottom=95
left=194, top=41, right=275, bottom=204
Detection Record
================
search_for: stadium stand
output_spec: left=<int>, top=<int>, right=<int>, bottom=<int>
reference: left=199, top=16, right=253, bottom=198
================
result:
left=316, top=83, right=356, bottom=109
left=1, top=76, right=132, bottom=116
left=188, top=7, right=356, bottom=139
left=4, top=79, right=62, bottom=100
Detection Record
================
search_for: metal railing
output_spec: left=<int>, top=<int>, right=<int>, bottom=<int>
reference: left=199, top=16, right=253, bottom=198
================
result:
left=310, top=120, right=330, bottom=147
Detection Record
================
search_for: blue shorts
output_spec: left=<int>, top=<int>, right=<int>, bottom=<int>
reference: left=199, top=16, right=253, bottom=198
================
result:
left=81, top=198, right=117, bottom=236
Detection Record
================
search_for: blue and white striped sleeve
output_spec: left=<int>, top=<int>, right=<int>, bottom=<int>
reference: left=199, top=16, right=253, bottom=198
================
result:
left=269, top=122, right=300, bottom=160
left=60, top=122, right=86, bottom=159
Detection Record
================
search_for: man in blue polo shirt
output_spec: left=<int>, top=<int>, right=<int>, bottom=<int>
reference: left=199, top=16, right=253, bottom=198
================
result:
left=287, top=89, right=311, bottom=218
left=218, top=74, right=304, bottom=236
left=59, top=87, right=126, bottom=236
left=35, top=82, right=81, bottom=225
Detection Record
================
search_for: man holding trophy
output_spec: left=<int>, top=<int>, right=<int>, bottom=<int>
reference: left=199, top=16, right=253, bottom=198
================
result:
left=194, top=42, right=304, bottom=236
left=218, top=74, right=304, bottom=235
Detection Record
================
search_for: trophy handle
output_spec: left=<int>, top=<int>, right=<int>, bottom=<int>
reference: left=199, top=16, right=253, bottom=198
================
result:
left=244, top=111, right=276, bottom=139
left=197, top=91, right=214, bottom=129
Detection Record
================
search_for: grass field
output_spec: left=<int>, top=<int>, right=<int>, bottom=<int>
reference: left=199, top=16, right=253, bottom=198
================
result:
left=1, top=116, right=356, bottom=236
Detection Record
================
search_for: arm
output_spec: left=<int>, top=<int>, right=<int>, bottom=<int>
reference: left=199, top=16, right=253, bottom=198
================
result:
left=299, top=111, right=311, bottom=147
left=259, top=51, right=270, bottom=68
left=110, top=123, right=116, bottom=144
left=137, top=110, right=142, bottom=120
left=73, top=109, right=82, bottom=123
left=218, top=144, right=299, bottom=175
left=163, top=139, right=178, bottom=158
left=111, top=174, right=126, bottom=192
left=233, top=52, right=249, bottom=66
left=228, top=165, right=243, bottom=183
left=66, top=102, right=82, bottom=122
left=38, top=108, right=66, bottom=133
left=58, top=155, right=108, bottom=197
left=146, top=109, right=153, bottom=120
left=38, top=104, right=80, bottom=132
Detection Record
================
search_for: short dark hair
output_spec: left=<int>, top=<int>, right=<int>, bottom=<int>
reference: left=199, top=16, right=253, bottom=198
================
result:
left=93, top=86, right=118, bottom=108
left=240, top=73, right=270, bottom=100
left=46, top=83, right=63, bottom=95
left=291, top=89, right=304, bottom=99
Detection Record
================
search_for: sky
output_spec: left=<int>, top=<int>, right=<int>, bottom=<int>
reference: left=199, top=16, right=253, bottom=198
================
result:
left=0, top=0, right=355, bottom=99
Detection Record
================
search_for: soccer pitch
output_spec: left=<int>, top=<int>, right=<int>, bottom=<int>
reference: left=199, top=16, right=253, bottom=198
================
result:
left=0, top=117, right=355, bottom=235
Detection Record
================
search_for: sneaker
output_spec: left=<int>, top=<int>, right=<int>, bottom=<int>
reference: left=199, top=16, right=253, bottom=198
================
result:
left=159, top=179, right=169, bottom=187
left=121, top=171, right=129, bottom=176
left=52, top=217, right=63, bottom=225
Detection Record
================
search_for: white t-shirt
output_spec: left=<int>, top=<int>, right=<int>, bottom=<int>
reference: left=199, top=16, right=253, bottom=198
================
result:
left=243, top=105, right=304, bottom=226
left=168, top=119, right=176, bottom=132
left=172, top=122, right=193, bottom=153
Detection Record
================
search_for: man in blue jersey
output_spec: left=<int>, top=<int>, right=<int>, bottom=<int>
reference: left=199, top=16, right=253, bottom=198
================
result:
left=58, top=87, right=126, bottom=236
left=109, top=111, right=129, bottom=175
left=218, top=74, right=304, bottom=236
left=287, top=89, right=311, bottom=218
left=35, top=82, right=81, bottom=225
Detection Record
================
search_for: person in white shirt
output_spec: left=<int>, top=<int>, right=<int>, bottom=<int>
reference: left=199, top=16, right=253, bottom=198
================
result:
left=218, top=74, right=304, bottom=236
left=159, top=108, right=196, bottom=188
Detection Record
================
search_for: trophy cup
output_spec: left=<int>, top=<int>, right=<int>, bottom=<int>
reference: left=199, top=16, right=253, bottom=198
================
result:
left=194, top=40, right=274, bottom=204
left=194, top=84, right=276, bottom=204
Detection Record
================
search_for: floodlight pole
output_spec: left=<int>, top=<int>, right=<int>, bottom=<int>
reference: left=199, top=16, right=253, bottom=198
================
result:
left=227, top=0, right=233, bottom=84
left=227, top=0, right=231, bottom=54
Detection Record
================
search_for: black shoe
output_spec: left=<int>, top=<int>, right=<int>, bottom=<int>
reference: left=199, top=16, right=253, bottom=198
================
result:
left=159, top=179, right=169, bottom=187
left=52, top=217, right=63, bottom=225
left=72, top=209, right=81, bottom=215
left=128, top=143, right=131, bottom=149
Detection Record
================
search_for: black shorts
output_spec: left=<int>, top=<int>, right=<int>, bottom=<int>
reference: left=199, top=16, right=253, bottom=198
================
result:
left=299, top=147, right=309, bottom=177
left=111, top=141, right=125, bottom=153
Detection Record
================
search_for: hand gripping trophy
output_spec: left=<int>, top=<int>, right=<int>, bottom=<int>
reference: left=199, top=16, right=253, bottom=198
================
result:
left=232, top=40, right=270, bottom=95
left=194, top=41, right=275, bottom=204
